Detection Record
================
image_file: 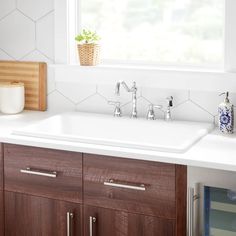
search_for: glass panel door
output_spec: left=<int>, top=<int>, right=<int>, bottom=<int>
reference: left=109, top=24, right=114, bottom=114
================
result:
left=204, top=186, right=236, bottom=236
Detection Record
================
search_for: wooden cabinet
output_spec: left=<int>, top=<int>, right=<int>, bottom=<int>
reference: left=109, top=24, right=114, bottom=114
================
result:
left=84, top=205, right=175, bottom=236
left=2, top=144, right=187, bottom=236
left=3, top=144, right=83, bottom=236
left=84, top=154, right=187, bottom=236
left=4, top=144, right=83, bottom=203
left=5, top=191, right=82, bottom=236
left=0, top=144, right=3, bottom=236
left=84, top=154, right=176, bottom=219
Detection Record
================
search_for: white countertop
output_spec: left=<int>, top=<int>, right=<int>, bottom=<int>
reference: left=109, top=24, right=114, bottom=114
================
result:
left=1, top=111, right=236, bottom=172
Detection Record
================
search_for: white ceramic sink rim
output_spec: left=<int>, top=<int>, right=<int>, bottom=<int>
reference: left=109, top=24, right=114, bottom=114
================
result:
left=12, top=112, right=214, bottom=153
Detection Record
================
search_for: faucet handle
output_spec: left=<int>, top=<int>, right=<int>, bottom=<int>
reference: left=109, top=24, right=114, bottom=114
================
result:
left=108, top=101, right=121, bottom=106
left=108, top=101, right=122, bottom=117
left=154, top=105, right=163, bottom=110
left=146, top=104, right=163, bottom=120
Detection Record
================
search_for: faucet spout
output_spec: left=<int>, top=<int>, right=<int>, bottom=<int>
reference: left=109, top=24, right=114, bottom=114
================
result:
left=115, top=82, right=121, bottom=96
left=115, top=81, right=134, bottom=95
left=115, top=81, right=138, bottom=118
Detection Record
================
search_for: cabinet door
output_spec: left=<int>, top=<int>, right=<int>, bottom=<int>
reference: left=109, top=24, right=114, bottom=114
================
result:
left=5, top=191, right=82, bottom=236
left=84, top=205, right=175, bottom=236
left=0, top=191, right=3, bottom=236
left=0, top=144, right=3, bottom=236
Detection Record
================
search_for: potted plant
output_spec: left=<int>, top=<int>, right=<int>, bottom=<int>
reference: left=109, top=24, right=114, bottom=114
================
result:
left=75, top=29, right=101, bottom=66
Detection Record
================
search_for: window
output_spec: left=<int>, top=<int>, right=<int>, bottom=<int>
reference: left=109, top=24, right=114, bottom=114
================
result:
left=80, top=0, right=224, bottom=67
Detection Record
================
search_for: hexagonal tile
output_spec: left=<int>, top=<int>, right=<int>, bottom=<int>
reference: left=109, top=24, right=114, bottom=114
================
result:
left=0, top=11, right=35, bottom=59
left=190, top=91, right=236, bottom=116
left=17, top=0, right=54, bottom=21
left=172, top=100, right=214, bottom=123
left=0, top=48, right=13, bottom=60
left=36, top=12, right=54, bottom=60
left=47, top=66, right=56, bottom=95
left=76, top=93, right=112, bottom=115
left=0, top=0, right=16, bottom=19
left=22, top=50, right=53, bottom=64
left=141, top=87, right=188, bottom=108
left=56, top=82, right=96, bottom=104
left=190, top=91, right=220, bottom=116
left=47, top=91, right=76, bottom=113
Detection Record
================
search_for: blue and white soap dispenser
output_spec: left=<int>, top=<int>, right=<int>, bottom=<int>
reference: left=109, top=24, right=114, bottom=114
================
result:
left=218, top=92, right=234, bottom=134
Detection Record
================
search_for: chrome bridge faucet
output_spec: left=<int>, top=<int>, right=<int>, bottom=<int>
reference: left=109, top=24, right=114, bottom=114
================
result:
left=115, top=81, right=138, bottom=118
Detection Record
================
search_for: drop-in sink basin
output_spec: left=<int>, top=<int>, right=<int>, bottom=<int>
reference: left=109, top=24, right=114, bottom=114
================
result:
left=12, top=112, right=214, bottom=153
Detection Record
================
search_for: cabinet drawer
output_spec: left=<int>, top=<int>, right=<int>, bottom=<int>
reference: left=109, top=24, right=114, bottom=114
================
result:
left=84, top=154, right=177, bottom=219
left=4, top=144, right=82, bottom=203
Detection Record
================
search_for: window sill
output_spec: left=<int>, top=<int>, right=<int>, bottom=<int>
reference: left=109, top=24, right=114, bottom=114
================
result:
left=50, top=63, right=236, bottom=92
left=51, top=63, right=224, bottom=72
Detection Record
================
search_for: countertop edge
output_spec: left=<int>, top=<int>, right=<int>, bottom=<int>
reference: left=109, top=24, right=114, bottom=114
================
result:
left=0, top=111, right=236, bottom=172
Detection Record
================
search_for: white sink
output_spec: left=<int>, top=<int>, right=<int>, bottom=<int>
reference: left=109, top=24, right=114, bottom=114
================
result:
left=13, top=112, right=214, bottom=153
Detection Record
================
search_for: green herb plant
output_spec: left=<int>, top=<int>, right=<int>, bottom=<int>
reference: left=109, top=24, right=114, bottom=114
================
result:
left=75, top=29, right=101, bottom=44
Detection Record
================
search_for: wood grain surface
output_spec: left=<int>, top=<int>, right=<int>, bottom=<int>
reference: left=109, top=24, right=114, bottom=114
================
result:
left=5, top=191, right=82, bottom=236
left=0, top=144, right=3, bottom=191
left=0, top=61, right=47, bottom=111
left=0, top=190, right=3, bottom=236
left=2, top=144, right=187, bottom=236
left=84, top=205, right=175, bottom=236
left=84, top=154, right=176, bottom=219
left=175, top=165, right=187, bottom=236
left=4, top=144, right=83, bottom=203
left=0, top=145, right=3, bottom=236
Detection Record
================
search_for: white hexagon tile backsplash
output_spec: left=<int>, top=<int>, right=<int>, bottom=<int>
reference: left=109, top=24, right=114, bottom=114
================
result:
left=17, top=0, right=54, bottom=21
left=36, top=12, right=54, bottom=61
left=0, top=0, right=16, bottom=19
left=0, top=0, right=54, bottom=61
left=0, top=11, right=35, bottom=59
left=0, top=0, right=235, bottom=127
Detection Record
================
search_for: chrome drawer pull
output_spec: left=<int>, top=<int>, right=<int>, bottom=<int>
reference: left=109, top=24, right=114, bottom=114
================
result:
left=89, top=216, right=96, bottom=236
left=67, top=212, right=74, bottom=236
left=104, top=179, right=146, bottom=191
left=187, top=186, right=200, bottom=236
left=20, top=167, right=57, bottom=178
left=188, top=188, right=194, bottom=236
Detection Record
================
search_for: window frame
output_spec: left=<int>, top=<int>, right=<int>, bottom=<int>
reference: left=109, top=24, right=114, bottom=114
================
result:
left=54, top=0, right=236, bottom=72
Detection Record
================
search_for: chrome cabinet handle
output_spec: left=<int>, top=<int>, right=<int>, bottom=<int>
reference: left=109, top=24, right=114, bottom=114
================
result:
left=104, top=179, right=146, bottom=191
left=89, top=216, right=96, bottom=236
left=67, top=212, right=74, bottom=236
left=188, top=186, right=200, bottom=236
left=20, top=167, right=57, bottom=178
left=188, top=188, right=194, bottom=236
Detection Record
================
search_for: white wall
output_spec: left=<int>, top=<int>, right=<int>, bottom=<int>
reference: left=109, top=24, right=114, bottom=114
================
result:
left=0, top=0, right=235, bottom=127
left=0, top=0, right=54, bottom=63
left=188, top=166, right=236, bottom=190
left=1, top=1, right=236, bottom=216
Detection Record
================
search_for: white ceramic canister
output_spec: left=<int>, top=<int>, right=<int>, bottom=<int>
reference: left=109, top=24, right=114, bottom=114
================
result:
left=0, top=82, right=25, bottom=114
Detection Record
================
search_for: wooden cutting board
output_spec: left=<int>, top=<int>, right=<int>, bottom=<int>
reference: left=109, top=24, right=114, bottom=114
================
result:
left=0, top=61, right=47, bottom=111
